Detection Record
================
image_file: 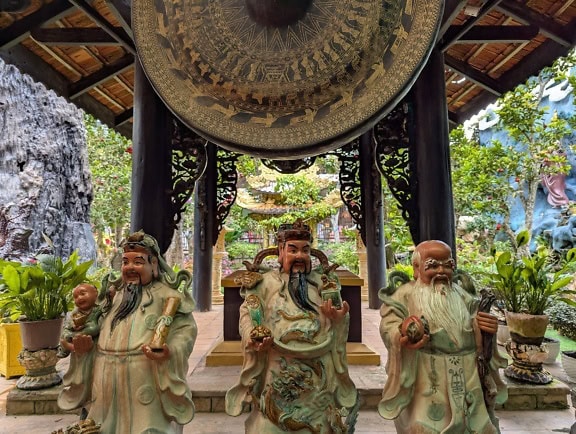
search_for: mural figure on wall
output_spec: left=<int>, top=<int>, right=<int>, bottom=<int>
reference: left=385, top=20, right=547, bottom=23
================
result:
left=542, top=149, right=571, bottom=209
left=378, top=240, right=507, bottom=433
left=58, top=231, right=197, bottom=434
left=225, top=219, right=358, bottom=433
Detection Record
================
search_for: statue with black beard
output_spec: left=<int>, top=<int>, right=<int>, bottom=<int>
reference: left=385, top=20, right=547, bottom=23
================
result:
left=378, top=240, right=508, bottom=434
left=58, top=231, right=197, bottom=434
left=226, top=220, right=358, bottom=433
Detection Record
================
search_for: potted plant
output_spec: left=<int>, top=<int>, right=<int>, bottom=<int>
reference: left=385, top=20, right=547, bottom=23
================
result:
left=0, top=251, right=93, bottom=389
left=488, top=230, right=576, bottom=383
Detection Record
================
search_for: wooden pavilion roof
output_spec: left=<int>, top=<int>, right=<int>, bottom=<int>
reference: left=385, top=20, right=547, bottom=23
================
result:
left=1, top=0, right=575, bottom=140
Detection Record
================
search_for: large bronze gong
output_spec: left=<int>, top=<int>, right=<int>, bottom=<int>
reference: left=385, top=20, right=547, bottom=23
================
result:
left=132, top=0, right=443, bottom=158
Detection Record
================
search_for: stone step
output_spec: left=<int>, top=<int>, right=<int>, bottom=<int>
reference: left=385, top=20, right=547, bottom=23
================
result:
left=6, top=370, right=571, bottom=415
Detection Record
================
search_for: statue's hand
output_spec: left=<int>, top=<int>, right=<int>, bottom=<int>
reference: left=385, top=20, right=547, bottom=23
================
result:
left=60, top=338, right=74, bottom=353
left=71, top=334, right=94, bottom=354
left=476, top=311, right=498, bottom=334
left=320, top=299, right=350, bottom=323
left=142, top=344, right=170, bottom=361
left=247, top=336, right=273, bottom=352
left=399, top=333, right=430, bottom=350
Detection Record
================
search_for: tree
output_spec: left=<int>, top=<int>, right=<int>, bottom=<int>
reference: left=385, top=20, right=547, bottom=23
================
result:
left=85, top=114, right=132, bottom=260
left=494, top=56, right=574, bottom=253
left=450, top=125, right=517, bottom=247
left=452, top=52, right=576, bottom=256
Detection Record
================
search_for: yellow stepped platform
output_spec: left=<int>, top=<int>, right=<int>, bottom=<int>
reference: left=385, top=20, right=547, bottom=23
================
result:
left=205, top=341, right=380, bottom=367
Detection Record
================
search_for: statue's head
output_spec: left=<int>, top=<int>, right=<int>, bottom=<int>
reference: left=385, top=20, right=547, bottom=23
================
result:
left=276, top=219, right=313, bottom=274
left=72, top=283, right=98, bottom=312
left=120, top=231, right=161, bottom=286
left=412, top=240, right=455, bottom=285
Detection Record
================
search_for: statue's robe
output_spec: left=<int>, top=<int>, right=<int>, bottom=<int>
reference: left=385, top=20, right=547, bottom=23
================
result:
left=58, top=281, right=197, bottom=434
left=226, top=269, right=358, bottom=433
left=379, top=282, right=507, bottom=434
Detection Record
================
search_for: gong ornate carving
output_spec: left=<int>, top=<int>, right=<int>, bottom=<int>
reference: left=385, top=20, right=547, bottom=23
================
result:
left=132, top=0, right=442, bottom=158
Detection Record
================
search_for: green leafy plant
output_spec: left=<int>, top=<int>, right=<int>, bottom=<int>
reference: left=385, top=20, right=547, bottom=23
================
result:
left=489, top=230, right=576, bottom=315
left=0, top=251, right=93, bottom=322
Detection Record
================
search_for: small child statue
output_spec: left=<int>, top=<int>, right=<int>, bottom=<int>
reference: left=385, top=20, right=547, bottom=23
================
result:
left=57, top=283, right=101, bottom=358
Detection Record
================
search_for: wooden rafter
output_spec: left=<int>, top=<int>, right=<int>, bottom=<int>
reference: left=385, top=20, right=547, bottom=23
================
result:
left=66, top=0, right=135, bottom=55
left=0, top=0, right=75, bottom=49
left=68, top=53, right=133, bottom=99
left=30, top=27, right=121, bottom=45
left=497, top=0, right=575, bottom=47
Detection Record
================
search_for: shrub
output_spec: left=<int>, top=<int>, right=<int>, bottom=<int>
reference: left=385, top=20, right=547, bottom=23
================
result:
left=546, top=301, right=576, bottom=340
left=226, top=241, right=260, bottom=261
left=317, top=240, right=358, bottom=274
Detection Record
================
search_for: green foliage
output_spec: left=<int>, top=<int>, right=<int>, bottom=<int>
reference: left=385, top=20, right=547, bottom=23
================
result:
left=455, top=240, right=494, bottom=288
left=389, top=262, right=414, bottom=279
left=0, top=251, right=94, bottom=322
left=226, top=241, right=261, bottom=261
left=450, top=125, right=518, bottom=236
left=317, top=240, right=358, bottom=274
left=85, top=114, right=132, bottom=251
left=235, top=155, right=259, bottom=176
left=546, top=301, right=576, bottom=341
left=382, top=185, right=413, bottom=254
left=314, top=155, right=340, bottom=174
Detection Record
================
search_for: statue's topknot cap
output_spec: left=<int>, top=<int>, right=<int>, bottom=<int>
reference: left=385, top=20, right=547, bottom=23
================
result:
left=276, top=219, right=313, bottom=244
left=120, top=230, right=161, bottom=257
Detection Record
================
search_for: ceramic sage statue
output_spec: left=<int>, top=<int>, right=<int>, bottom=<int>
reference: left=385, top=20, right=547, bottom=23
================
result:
left=378, top=240, right=508, bottom=433
left=58, top=231, right=197, bottom=434
left=226, top=219, right=358, bottom=433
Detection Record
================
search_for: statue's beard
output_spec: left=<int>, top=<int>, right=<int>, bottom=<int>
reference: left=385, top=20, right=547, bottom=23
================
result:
left=110, top=282, right=142, bottom=332
left=415, top=278, right=472, bottom=347
left=288, top=268, right=317, bottom=313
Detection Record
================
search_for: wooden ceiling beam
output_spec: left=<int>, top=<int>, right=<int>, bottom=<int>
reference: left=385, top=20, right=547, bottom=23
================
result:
left=444, top=54, right=505, bottom=96
left=0, top=0, right=76, bottom=49
left=1, top=44, right=68, bottom=95
left=0, top=45, right=130, bottom=137
left=448, top=110, right=462, bottom=126
left=496, top=0, right=575, bottom=47
left=66, top=0, right=135, bottom=55
left=68, top=54, right=134, bottom=99
left=444, top=24, right=539, bottom=44
left=451, top=29, right=576, bottom=123
left=439, top=0, right=505, bottom=51
left=115, top=108, right=133, bottom=127
left=439, top=0, right=466, bottom=38
left=30, top=27, right=122, bottom=45
left=105, top=0, right=132, bottom=39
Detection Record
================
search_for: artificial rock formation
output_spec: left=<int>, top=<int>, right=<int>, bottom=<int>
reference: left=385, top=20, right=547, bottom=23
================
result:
left=0, top=58, right=95, bottom=261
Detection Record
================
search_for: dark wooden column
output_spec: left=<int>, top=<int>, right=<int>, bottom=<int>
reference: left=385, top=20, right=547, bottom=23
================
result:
left=409, top=47, right=456, bottom=254
left=192, top=143, right=217, bottom=311
left=359, top=131, right=386, bottom=309
left=131, top=60, right=173, bottom=253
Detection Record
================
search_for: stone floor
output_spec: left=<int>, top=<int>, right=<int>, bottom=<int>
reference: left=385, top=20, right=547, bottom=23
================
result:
left=1, top=302, right=576, bottom=433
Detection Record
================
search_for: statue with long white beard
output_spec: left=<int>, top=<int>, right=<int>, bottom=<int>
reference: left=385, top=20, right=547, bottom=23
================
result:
left=379, top=240, right=507, bottom=434
left=226, top=219, right=358, bottom=433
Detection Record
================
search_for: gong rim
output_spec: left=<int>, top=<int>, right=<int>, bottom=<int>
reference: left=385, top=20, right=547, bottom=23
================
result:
left=132, top=0, right=443, bottom=158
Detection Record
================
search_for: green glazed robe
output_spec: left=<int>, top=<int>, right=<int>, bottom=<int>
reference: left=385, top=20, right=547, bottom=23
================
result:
left=379, top=282, right=508, bottom=434
left=226, top=269, right=358, bottom=433
left=58, top=281, right=197, bottom=434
